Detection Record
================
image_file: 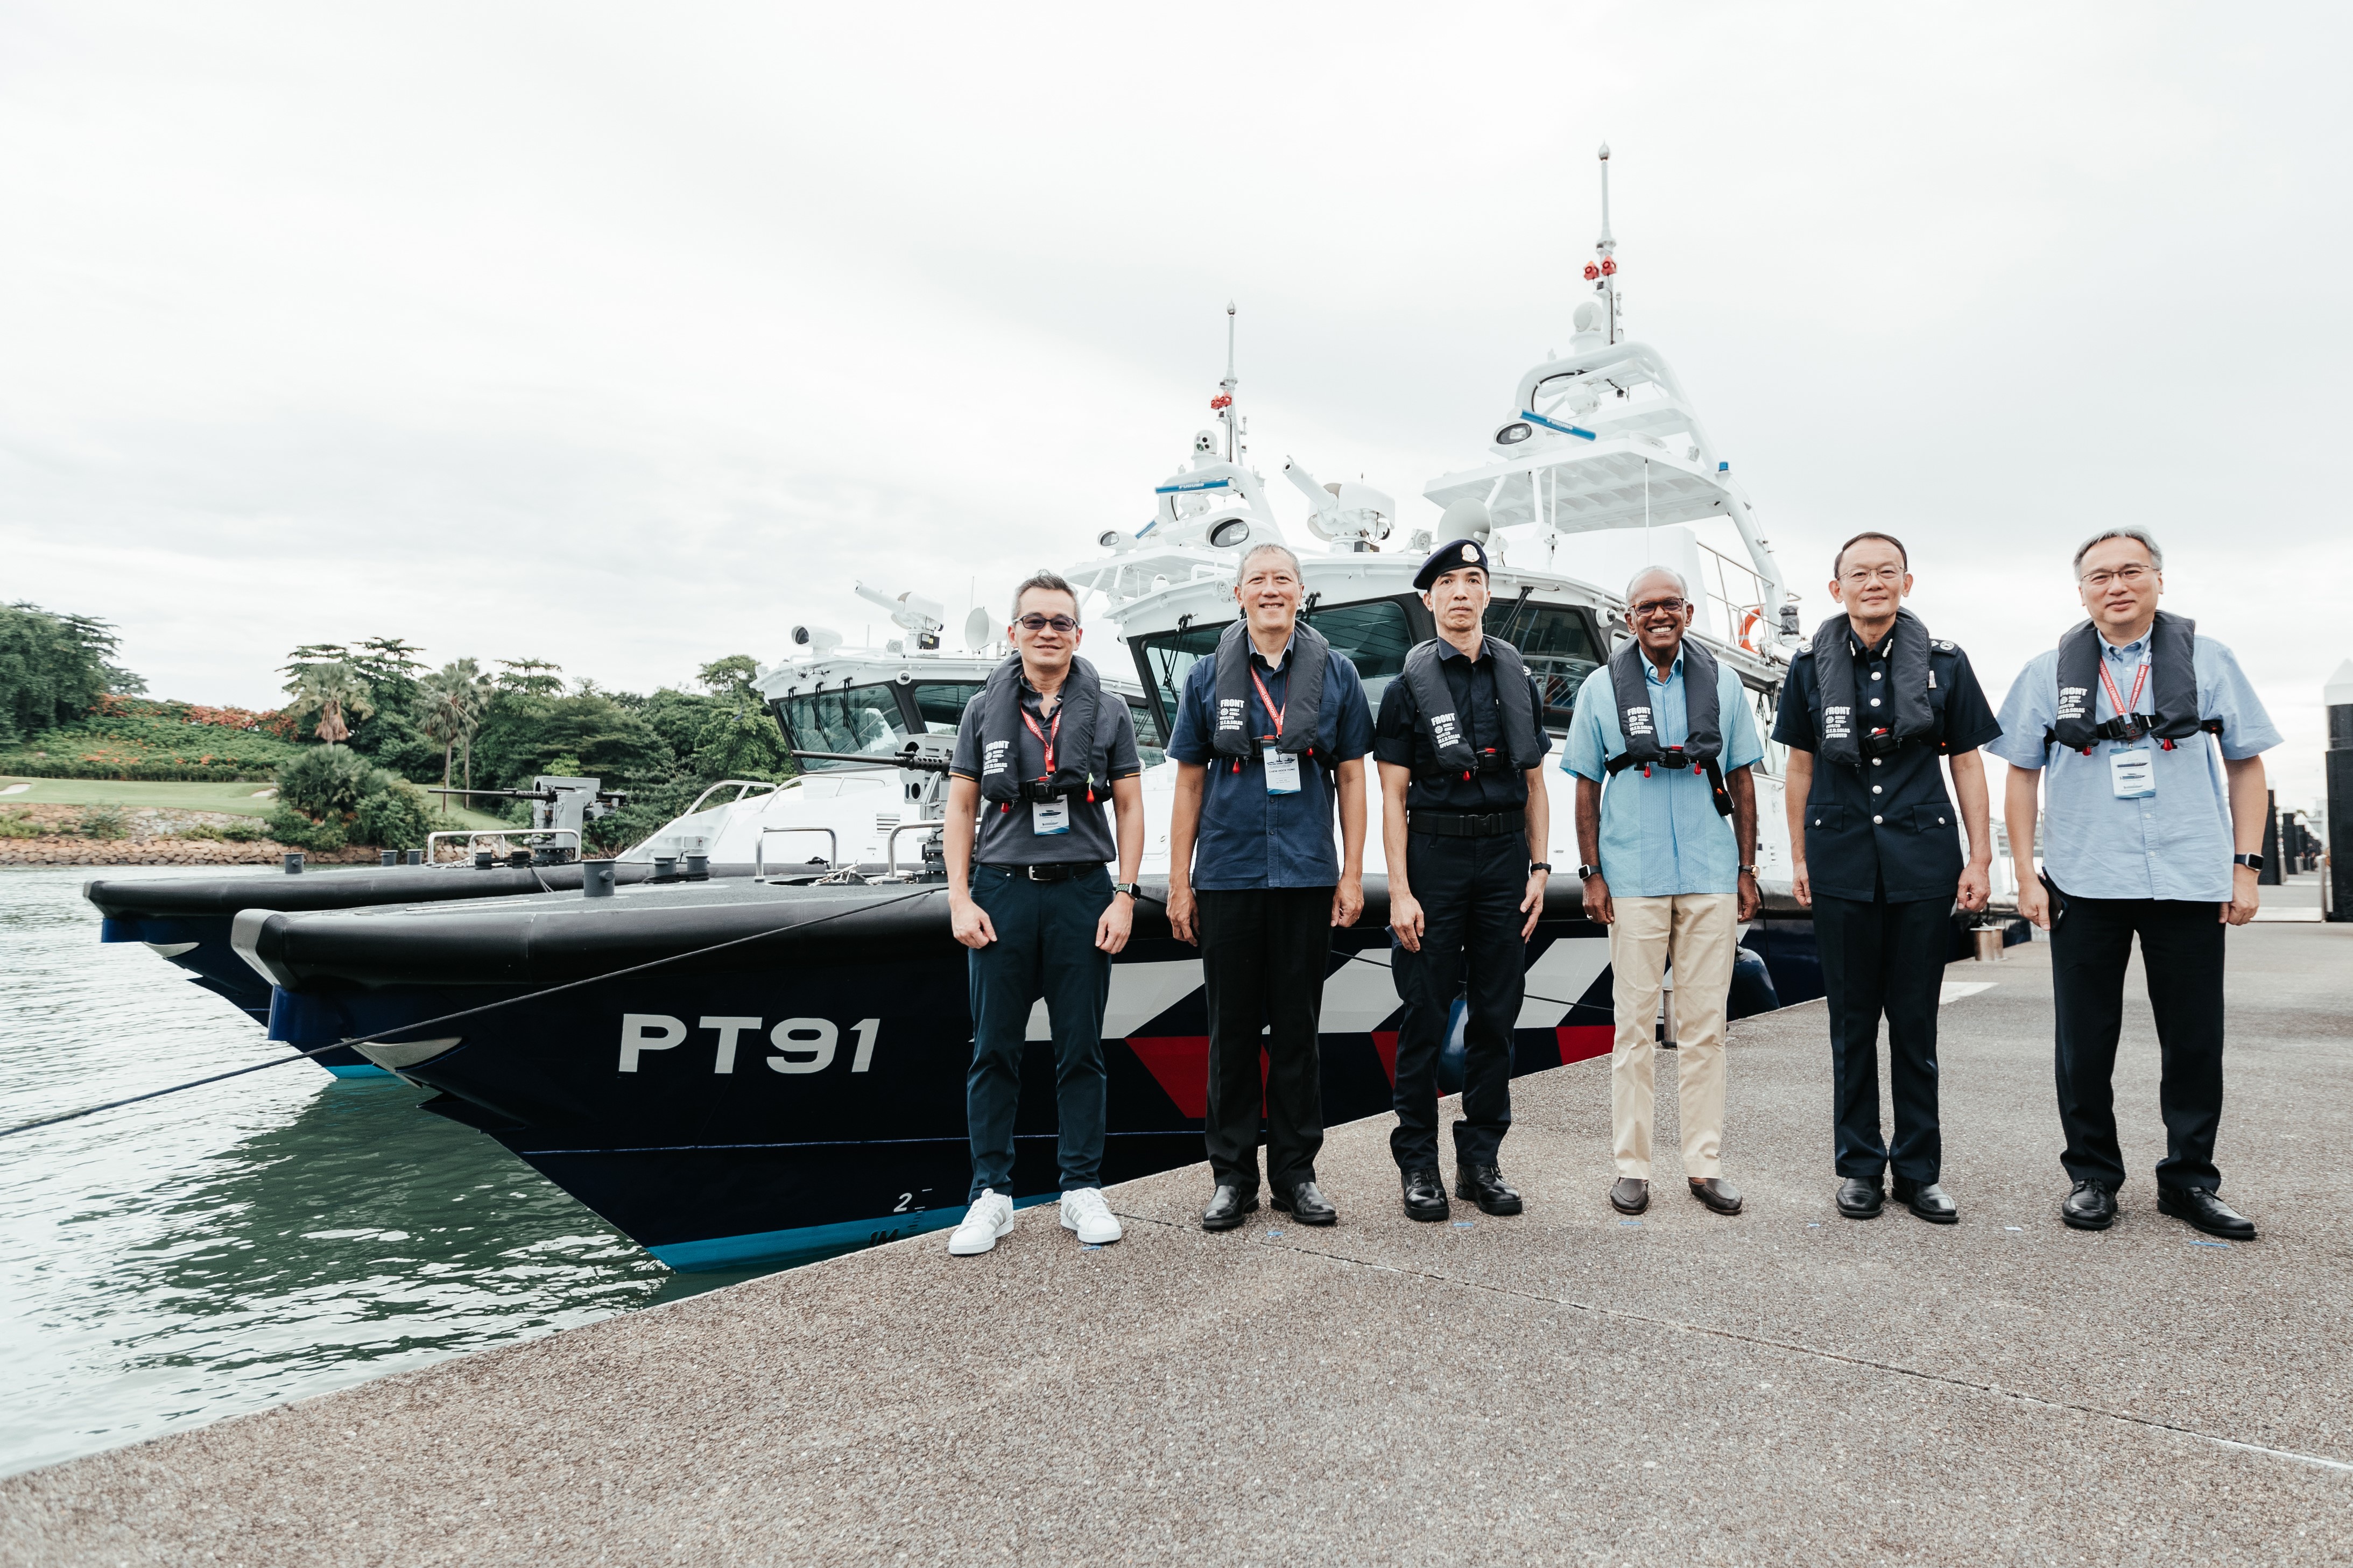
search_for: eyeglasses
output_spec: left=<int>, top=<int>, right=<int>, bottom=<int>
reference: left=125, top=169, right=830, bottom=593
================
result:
left=2079, top=564, right=2154, bottom=589
left=1015, top=614, right=1079, bottom=633
left=1629, top=597, right=1687, bottom=617
left=1841, top=566, right=1906, bottom=585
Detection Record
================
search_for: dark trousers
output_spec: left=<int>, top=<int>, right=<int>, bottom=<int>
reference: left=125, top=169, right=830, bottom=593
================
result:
left=2046, top=881, right=2227, bottom=1193
left=964, top=864, right=1112, bottom=1202
left=1814, top=892, right=1948, bottom=1184
left=1198, top=886, right=1332, bottom=1195
left=1390, top=831, right=1525, bottom=1172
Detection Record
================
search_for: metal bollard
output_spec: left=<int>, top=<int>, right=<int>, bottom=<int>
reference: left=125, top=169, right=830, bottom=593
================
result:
left=581, top=860, right=617, bottom=899
left=1973, top=926, right=2005, bottom=962
left=283, top=852, right=304, bottom=875
left=652, top=855, right=679, bottom=881
left=509, top=850, right=531, bottom=868
left=474, top=849, right=495, bottom=870
left=404, top=849, right=423, bottom=865
left=684, top=852, right=710, bottom=879
left=380, top=850, right=399, bottom=866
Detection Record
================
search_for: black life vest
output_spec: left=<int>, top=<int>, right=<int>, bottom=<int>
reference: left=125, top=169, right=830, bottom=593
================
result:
left=1399, top=635, right=1545, bottom=782
left=1809, top=609, right=1937, bottom=768
left=976, top=653, right=1107, bottom=806
left=1602, top=635, right=1733, bottom=817
left=2047, top=609, right=2217, bottom=754
left=1210, top=619, right=1332, bottom=771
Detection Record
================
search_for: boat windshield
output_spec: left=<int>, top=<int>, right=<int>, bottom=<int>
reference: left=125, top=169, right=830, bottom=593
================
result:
left=1131, top=596, right=1420, bottom=733
left=1482, top=600, right=1602, bottom=730
left=775, top=686, right=911, bottom=768
left=907, top=682, right=984, bottom=735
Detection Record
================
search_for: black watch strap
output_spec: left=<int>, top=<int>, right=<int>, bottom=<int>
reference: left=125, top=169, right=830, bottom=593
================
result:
left=1528, top=861, right=1553, bottom=874
left=1112, top=881, right=1143, bottom=898
left=2231, top=853, right=2263, bottom=871
left=1576, top=864, right=1603, bottom=880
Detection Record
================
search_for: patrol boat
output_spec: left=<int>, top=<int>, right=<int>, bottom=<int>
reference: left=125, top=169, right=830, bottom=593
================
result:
left=231, top=197, right=1817, bottom=1270
left=82, top=583, right=1158, bottom=1076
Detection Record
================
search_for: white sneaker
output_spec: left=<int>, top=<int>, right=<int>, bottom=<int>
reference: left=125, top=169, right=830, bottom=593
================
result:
left=1059, top=1187, right=1122, bottom=1245
left=948, top=1190, right=1016, bottom=1256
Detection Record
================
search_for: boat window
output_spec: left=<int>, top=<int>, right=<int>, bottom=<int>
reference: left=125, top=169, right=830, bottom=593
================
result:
left=1133, top=623, right=1224, bottom=738
left=774, top=686, right=910, bottom=769
left=908, top=682, right=983, bottom=735
left=1483, top=599, right=1602, bottom=730
left=1131, top=596, right=1420, bottom=734
left=1746, top=679, right=1785, bottom=778
left=1127, top=696, right=1166, bottom=769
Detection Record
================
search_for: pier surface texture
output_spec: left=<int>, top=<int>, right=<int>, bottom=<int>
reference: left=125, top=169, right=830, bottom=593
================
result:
left=6, top=925, right=2349, bottom=1566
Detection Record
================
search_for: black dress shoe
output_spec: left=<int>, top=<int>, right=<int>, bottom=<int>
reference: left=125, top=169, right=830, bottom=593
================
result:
left=1835, top=1177, right=1885, bottom=1219
left=2061, top=1179, right=2115, bottom=1231
left=1455, top=1165, right=1523, bottom=1216
left=2158, top=1186, right=2257, bottom=1241
left=1688, top=1177, right=1743, bottom=1215
left=1201, top=1185, right=1259, bottom=1232
left=1401, top=1168, right=1450, bottom=1223
left=1272, top=1180, right=1337, bottom=1227
left=1892, top=1177, right=1958, bottom=1224
left=1609, top=1177, right=1650, bottom=1215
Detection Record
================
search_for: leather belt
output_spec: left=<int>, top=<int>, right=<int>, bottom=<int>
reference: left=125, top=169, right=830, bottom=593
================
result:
left=1407, top=809, right=1525, bottom=839
left=980, top=861, right=1098, bottom=883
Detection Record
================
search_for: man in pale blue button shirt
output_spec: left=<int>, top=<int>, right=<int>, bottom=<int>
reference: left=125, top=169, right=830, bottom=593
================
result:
left=1566, top=567, right=1763, bottom=1218
left=1991, top=526, right=2278, bottom=1242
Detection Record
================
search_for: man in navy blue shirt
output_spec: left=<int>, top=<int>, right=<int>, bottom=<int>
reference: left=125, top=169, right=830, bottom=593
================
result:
left=1166, top=542, right=1375, bottom=1232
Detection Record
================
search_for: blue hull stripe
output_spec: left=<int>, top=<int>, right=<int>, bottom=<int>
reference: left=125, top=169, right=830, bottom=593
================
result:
left=646, top=1192, right=1061, bottom=1272
left=319, top=1062, right=392, bottom=1080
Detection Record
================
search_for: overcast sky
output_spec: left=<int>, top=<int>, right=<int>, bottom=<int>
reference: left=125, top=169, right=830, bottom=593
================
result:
left=3, top=3, right=2345, bottom=806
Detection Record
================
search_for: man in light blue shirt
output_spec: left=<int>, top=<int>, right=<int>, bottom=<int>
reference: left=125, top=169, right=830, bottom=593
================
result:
left=1566, top=567, right=1763, bottom=1219
left=1991, top=526, right=2278, bottom=1242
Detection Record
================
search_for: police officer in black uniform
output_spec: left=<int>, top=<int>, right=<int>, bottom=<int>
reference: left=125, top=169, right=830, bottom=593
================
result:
left=1772, top=532, right=2002, bottom=1224
left=1375, top=520, right=1555, bottom=1223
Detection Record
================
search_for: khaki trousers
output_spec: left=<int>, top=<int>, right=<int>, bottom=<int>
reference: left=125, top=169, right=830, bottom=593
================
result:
left=1608, top=893, right=1736, bottom=1180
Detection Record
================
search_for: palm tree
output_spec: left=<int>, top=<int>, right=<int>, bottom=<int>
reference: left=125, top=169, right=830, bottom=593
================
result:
left=414, top=660, right=490, bottom=812
left=283, top=661, right=376, bottom=745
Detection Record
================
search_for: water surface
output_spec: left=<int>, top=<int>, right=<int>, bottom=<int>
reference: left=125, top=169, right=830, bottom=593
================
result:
left=0, top=867, right=757, bottom=1477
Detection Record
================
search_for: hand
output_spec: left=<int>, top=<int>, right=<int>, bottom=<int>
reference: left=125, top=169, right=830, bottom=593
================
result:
left=1736, top=870, right=1760, bottom=923
left=1791, top=860, right=1812, bottom=910
left=1167, top=883, right=1198, bottom=946
left=1956, top=862, right=1990, bottom=914
left=1581, top=872, right=1614, bottom=926
left=2223, top=864, right=2260, bottom=926
left=1519, top=868, right=1549, bottom=941
left=1096, top=892, right=1133, bottom=953
left=2017, top=876, right=2052, bottom=931
left=949, top=893, right=996, bottom=950
left=1390, top=888, right=1425, bottom=952
left=1332, top=873, right=1364, bottom=929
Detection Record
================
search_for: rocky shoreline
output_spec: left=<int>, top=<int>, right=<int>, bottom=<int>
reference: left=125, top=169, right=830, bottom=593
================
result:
left=0, top=804, right=381, bottom=867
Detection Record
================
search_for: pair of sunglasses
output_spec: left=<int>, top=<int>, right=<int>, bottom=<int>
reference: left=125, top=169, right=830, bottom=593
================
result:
left=1016, top=615, right=1079, bottom=633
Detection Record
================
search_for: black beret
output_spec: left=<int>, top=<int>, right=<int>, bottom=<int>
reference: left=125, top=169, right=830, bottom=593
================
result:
left=1413, top=537, right=1495, bottom=591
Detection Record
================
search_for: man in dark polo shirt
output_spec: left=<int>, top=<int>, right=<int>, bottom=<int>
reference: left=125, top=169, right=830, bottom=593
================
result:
left=941, top=570, right=1146, bottom=1258
left=1774, top=531, right=2000, bottom=1225
left=1375, top=530, right=1554, bottom=1222
left=1165, top=542, right=1375, bottom=1233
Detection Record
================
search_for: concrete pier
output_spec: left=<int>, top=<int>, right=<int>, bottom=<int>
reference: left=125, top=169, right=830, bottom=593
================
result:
left=6, top=923, right=2350, bottom=1565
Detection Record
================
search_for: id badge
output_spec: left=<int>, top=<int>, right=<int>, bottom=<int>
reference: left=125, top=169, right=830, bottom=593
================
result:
left=2109, top=746, right=2156, bottom=800
left=1263, top=746, right=1301, bottom=795
left=1031, top=799, right=1072, bottom=835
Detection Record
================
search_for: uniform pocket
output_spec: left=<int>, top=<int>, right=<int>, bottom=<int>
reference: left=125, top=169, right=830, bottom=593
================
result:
left=1805, top=804, right=1849, bottom=832
left=1910, top=802, right=1956, bottom=833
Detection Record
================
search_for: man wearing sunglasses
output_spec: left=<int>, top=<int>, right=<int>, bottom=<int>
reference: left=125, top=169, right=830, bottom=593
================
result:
left=1990, top=527, right=2277, bottom=1241
left=1566, top=565, right=1763, bottom=1219
left=1775, top=532, right=1999, bottom=1226
left=942, top=571, right=1147, bottom=1258
left=1166, top=541, right=1375, bottom=1233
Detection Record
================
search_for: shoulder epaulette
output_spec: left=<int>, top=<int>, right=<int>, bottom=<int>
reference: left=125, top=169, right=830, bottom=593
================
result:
left=1789, top=644, right=1814, bottom=660
left=1931, top=638, right=1959, bottom=652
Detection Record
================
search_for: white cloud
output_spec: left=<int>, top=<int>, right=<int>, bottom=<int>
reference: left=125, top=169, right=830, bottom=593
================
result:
left=0, top=1, right=2344, bottom=804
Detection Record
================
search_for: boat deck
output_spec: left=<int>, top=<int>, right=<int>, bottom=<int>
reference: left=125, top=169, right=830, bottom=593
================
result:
left=7, top=917, right=2350, bottom=1564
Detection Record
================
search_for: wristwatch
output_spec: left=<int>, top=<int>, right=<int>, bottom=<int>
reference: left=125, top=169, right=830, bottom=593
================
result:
left=1738, top=864, right=1759, bottom=877
left=2231, top=853, right=2263, bottom=872
left=1528, top=861, right=1552, bottom=874
left=1575, top=864, right=1603, bottom=880
left=1112, top=881, right=1144, bottom=899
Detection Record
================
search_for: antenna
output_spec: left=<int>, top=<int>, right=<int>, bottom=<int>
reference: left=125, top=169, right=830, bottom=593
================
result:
left=1220, top=300, right=1238, bottom=461
left=1591, top=143, right=1622, bottom=345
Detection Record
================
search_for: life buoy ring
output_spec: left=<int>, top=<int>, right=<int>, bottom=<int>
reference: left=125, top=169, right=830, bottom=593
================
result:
left=1737, top=606, right=1763, bottom=653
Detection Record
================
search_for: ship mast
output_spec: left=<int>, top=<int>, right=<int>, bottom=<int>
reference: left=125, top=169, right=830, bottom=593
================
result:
left=1594, top=143, right=1622, bottom=345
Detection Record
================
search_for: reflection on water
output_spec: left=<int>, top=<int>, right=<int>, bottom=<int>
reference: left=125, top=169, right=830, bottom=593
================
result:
left=0, top=868, right=758, bottom=1477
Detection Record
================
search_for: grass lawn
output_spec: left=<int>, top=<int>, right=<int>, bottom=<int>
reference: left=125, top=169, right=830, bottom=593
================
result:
left=0, top=776, right=510, bottom=830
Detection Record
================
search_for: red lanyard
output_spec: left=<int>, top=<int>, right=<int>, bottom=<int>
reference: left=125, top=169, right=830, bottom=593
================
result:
left=2096, top=655, right=2149, bottom=723
left=1020, top=704, right=1061, bottom=775
left=1249, top=667, right=1285, bottom=743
